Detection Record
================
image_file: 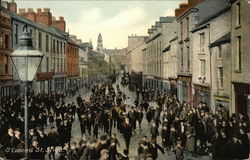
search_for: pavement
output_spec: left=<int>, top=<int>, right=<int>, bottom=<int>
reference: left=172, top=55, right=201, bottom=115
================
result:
left=44, top=82, right=212, bottom=160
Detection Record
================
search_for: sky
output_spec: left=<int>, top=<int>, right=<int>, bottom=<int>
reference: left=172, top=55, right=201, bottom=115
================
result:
left=14, top=0, right=187, bottom=49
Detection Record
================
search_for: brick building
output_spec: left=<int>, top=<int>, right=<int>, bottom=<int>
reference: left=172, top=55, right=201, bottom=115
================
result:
left=0, top=0, right=14, bottom=100
left=2, top=1, right=68, bottom=94
left=66, top=38, right=79, bottom=94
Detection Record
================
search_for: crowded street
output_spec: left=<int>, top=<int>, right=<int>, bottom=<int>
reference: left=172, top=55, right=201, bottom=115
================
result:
left=1, top=76, right=249, bottom=160
left=44, top=78, right=212, bottom=160
left=1, top=0, right=250, bottom=159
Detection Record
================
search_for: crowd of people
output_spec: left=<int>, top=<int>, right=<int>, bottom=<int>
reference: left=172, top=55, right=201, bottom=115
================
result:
left=0, top=79, right=249, bottom=160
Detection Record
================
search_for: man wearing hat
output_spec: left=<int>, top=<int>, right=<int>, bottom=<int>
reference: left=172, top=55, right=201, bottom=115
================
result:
left=1, top=125, right=15, bottom=159
left=30, top=136, right=45, bottom=160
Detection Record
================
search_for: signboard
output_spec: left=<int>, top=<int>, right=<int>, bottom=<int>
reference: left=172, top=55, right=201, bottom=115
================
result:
left=36, top=72, right=54, bottom=81
left=194, top=84, right=210, bottom=92
left=178, top=75, right=192, bottom=82
left=214, top=95, right=229, bottom=102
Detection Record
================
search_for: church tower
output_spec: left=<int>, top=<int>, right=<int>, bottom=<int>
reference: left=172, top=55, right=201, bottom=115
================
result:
left=97, top=33, right=103, bottom=53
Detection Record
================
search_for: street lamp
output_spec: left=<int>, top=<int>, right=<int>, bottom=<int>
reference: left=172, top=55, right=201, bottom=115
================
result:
left=10, top=25, right=44, bottom=159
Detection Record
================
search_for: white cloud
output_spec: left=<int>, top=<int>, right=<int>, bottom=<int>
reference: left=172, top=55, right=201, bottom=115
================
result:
left=67, top=6, right=150, bottom=49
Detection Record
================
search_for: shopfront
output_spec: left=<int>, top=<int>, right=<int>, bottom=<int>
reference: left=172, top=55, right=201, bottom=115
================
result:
left=233, top=82, right=250, bottom=118
left=194, top=84, right=210, bottom=107
left=36, top=72, right=54, bottom=94
left=214, top=95, right=230, bottom=111
left=178, top=75, right=192, bottom=103
left=169, top=77, right=177, bottom=97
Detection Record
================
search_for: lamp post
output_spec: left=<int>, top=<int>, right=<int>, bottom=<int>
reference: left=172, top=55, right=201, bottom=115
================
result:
left=10, top=25, right=44, bottom=159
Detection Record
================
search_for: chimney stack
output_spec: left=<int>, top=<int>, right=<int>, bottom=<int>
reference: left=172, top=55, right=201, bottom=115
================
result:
left=188, top=0, right=203, bottom=7
left=7, top=0, right=17, bottom=13
left=52, top=16, right=66, bottom=32
left=35, top=8, right=52, bottom=26
left=19, top=8, right=36, bottom=22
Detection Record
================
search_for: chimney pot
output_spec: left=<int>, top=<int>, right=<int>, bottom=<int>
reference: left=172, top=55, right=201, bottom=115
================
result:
left=43, top=8, right=50, bottom=12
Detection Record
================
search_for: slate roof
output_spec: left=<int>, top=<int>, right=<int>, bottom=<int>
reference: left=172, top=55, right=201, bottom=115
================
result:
left=209, top=32, right=231, bottom=47
left=2, top=7, right=66, bottom=39
left=159, top=16, right=175, bottom=23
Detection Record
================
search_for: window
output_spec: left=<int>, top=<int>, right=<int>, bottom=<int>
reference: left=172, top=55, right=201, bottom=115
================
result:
left=53, top=39, right=55, bottom=53
left=5, top=34, right=9, bottom=49
left=236, top=2, right=241, bottom=26
left=200, top=60, right=206, bottom=77
left=218, top=46, right=222, bottom=59
left=187, top=17, right=189, bottom=37
left=60, top=42, right=63, bottom=54
left=181, top=21, right=183, bottom=40
left=0, top=32, right=3, bottom=48
left=38, top=32, right=42, bottom=51
left=57, top=58, right=60, bottom=72
left=200, top=33, right=205, bottom=52
left=46, top=35, right=49, bottom=52
left=46, top=57, right=49, bottom=72
left=15, top=24, right=18, bottom=44
left=4, top=55, right=8, bottom=74
left=187, top=47, right=190, bottom=70
left=218, top=67, right=224, bottom=88
left=30, top=29, right=32, bottom=36
left=53, top=57, right=56, bottom=71
left=235, top=36, right=241, bottom=71
left=181, top=48, right=184, bottom=67
left=57, top=41, right=59, bottom=53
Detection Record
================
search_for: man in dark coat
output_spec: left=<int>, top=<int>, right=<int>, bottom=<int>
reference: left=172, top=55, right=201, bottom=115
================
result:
left=121, top=118, right=133, bottom=149
left=238, top=127, right=249, bottom=159
left=148, top=139, right=164, bottom=160
left=30, top=136, right=45, bottom=160
left=58, top=120, right=71, bottom=147
left=1, top=126, right=15, bottom=159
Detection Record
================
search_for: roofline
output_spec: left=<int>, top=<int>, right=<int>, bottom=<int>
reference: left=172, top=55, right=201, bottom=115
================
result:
left=146, top=33, right=161, bottom=44
left=176, top=8, right=198, bottom=21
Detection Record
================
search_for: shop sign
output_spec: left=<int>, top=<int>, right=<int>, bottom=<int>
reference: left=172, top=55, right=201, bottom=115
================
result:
left=178, top=76, right=191, bottom=82
left=194, top=85, right=210, bottom=92
left=36, top=72, right=54, bottom=81
left=147, top=75, right=154, bottom=79
left=214, top=96, right=229, bottom=102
